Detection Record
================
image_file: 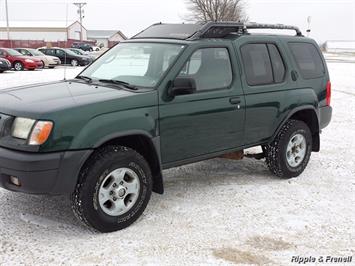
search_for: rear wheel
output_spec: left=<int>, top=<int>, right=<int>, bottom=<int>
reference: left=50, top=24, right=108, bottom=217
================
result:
left=71, top=145, right=153, bottom=232
left=13, top=61, right=24, bottom=71
left=263, top=119, right=312, bottom=178
left=41, top=60, right=45, bottom=69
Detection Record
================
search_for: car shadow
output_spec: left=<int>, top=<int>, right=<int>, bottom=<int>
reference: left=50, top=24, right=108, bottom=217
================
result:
left=0, top=157, right=274, bottom=236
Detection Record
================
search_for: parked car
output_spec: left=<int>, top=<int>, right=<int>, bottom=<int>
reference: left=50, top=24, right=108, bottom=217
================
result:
left=0, top=23, right=332, bottom=233
left=0, top=57, right=11, bottom=73
left=69, top=48, right=97, bottom=60
left=0, top=48, right=43, bottom=70
left=39, top=47, right=92, bottom=66
left=15, top=48, right=61, bottom=68
left=71, top=42, right=94, bottom=52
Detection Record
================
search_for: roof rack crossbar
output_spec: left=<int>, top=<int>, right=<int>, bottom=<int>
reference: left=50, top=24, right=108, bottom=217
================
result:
left=188, top=22, right=303, bottom=39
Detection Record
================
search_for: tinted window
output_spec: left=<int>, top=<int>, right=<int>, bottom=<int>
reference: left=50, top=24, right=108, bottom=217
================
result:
left=289, top=42, right=325, bottom=79
left=241, top=44, right=273, bottom=86
left=178, top=48, right=232, bottom=91
left=56, top=50, right=65, bottom=57
left=42, top=49, right=55, bottom=56
left=268, top=44, right=286, bottom=83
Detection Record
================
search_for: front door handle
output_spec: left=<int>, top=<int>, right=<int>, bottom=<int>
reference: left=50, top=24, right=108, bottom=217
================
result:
left=229, top=97, right=241, bottom=105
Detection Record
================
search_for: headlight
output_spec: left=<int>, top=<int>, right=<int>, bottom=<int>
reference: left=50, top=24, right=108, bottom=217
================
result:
left=12, top=118, right=35, bottom=139
left=12, top=117, right=53, bottom=145
left=0, top=61, right=3, bottom=64
left=25, top=59, right=34, bottom=63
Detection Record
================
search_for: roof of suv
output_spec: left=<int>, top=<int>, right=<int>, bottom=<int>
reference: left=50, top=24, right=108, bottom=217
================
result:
left=132, top=22, right=303, bottom=41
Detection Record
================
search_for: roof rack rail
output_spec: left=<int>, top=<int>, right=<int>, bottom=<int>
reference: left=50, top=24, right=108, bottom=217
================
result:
left=188, top=22, right=303, bottom=39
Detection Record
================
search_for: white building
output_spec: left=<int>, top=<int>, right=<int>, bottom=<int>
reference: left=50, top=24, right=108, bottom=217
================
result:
left=0, top=21, right=87, bottom=41
left=87, top=30, right=127, bottom=47
left=324, top=41, right=355, bottom=53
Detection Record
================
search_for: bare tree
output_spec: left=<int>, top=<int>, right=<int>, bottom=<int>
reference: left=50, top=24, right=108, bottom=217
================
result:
left=186, top=0, right=247, bottom=22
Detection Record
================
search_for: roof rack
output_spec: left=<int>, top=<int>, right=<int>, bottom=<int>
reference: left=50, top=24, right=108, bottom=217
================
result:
left=131, top=22, right=303, bottom=40
left=188, top=22, right=303, bottom=39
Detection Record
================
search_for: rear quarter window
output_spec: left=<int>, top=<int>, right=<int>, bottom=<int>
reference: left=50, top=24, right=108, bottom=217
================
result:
left=289, top=42, right=325, bottom=79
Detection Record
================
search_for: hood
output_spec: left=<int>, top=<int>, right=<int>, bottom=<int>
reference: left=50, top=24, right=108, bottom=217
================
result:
left=0, top=80, right=142, bottom=117
left=45, top=55, right=60, bottom=61
left=34, top=55, right=59, bottom=61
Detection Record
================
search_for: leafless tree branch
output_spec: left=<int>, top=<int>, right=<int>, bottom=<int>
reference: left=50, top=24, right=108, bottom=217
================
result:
left=185, top=0, right=247, bottom=22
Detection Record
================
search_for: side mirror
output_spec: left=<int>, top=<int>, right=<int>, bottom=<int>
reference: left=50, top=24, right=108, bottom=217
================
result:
left=169, top=77, right=196, bottom=97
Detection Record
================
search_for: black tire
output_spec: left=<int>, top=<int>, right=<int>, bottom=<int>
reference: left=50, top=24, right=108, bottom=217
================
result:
left=48, top=66, right=55, bottom=69
left=0, top=70, right=4, bottom=73
left=263, top=119, right=312, bottom=178
left=13, top=61, right=24, bottom=71
left=89, top=48, right=93, bottom=52
left=71, top=145, right=152, bottom=233
left=41, top=60, right=45, bottom=69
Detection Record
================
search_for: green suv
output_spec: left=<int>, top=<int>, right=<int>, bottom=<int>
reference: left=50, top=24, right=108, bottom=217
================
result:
left=0, top=22, right=332, bottom=232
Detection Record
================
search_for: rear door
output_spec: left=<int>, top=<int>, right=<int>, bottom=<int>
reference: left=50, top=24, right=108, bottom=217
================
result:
left=159, top=41, right=245, bottom=165
left=235, top=36, right=294, bottom=145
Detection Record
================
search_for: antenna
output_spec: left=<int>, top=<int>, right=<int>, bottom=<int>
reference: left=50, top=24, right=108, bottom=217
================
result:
left=63, top=2, right=69, bottom=81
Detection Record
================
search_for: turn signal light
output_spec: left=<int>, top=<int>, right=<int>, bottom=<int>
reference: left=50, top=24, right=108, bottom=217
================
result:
left=29, top=121, right=53, bottom=145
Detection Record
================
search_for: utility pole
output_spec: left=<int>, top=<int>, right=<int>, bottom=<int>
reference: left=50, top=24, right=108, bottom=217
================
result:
left=5, top=0, right=10, bottom=41
left=73, top=2, right=86, bottom=41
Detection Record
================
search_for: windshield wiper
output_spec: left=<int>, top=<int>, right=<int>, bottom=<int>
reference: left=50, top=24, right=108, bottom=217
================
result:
left=76, top=75, right=93, bottom=83
left=98, top=79, right=138, bottom=91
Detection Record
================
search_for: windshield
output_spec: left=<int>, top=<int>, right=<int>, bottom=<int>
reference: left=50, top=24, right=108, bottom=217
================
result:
left=6, top=49, right=23, bottom=56
left=64, top=49, right=81, bottom=56
left=71, top=49, right=82, bottom=55
left=80, top=42, right=185, bottom=88
left=27, top=49, right=44, bottom=56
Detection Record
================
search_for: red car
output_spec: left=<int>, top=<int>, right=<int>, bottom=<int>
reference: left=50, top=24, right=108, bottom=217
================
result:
left=0, top=48, right=43, bottom=71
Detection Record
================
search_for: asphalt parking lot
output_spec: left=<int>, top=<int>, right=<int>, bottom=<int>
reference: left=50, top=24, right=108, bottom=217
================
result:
left=0, top=59, right=354, bottom=265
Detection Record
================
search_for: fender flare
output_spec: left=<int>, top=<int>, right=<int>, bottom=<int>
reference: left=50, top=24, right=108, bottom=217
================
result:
left=270, top=105, right=319, bottom=145
left=92, top=130, right=164, bottom=194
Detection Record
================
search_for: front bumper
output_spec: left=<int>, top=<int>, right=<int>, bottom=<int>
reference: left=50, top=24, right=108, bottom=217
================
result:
left=0, top=147, right=92, bottom=195
left=24, top=61, right=43, bottom=69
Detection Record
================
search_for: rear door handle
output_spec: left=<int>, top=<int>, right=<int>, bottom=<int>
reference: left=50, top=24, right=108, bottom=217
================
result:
left=229, top=97, right=241, bottom=105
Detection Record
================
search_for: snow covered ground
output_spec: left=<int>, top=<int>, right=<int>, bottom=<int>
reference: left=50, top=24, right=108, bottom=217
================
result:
left=0, top=58, right=354, bottom=265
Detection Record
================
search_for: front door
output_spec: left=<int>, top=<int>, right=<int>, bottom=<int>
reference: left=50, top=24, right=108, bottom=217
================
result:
left=159, top=43, right=245, bottom=165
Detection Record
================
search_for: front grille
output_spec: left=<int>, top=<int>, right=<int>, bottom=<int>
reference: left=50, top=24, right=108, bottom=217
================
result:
left=0, top=114, right=14, bottom=138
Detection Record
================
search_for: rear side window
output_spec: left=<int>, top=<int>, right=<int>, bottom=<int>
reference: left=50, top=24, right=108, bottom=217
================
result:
left=268, top=44, right=286, bottom=83
left=241, top=44, right=273, bottom=86
left=289, top=42, right=325, bottom=79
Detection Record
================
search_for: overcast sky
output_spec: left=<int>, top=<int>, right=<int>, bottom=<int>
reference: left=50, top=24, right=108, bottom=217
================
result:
left=0, top=0, right=354, bottom=43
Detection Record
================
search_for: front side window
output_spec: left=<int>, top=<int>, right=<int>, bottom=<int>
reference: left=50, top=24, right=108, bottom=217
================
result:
left=43, top=49, right=55, bottom=56
left=56, top=50, right=65, bottom=57
left=80, top=43, right=185, bottom=88
left=177, top=47, right=232, bottom=91
left=289, top=42, right=325, bottom=79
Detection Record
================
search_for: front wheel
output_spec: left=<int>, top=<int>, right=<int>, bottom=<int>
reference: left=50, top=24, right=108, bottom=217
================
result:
left=71, top=59, right=78, bottom=67
left=71, top=145, right=152, bottom=232
left=13, top=62, right=24, bottom=71
left=263, top=119, right=312, bottom=178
